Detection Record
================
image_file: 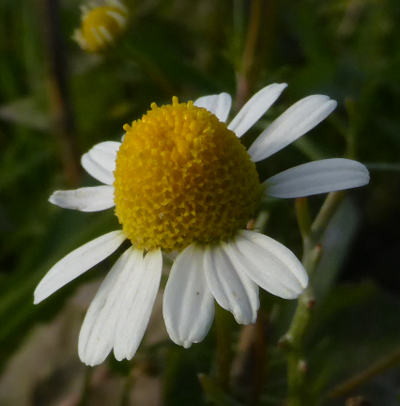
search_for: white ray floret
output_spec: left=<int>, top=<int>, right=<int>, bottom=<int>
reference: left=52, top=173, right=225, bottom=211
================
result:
left=78, top=247, right=138, bottom=366
left=107, top=10, right=127, bottom=27
left=91, top=27, right=104, bottom=46
left=80, top=5, right=90, bottom=17
left=108, top=0, right=128, bottom=12
left=194, top=93, right=232, bottom=123
left=98, top=26, right=113, bottom=42
left=34, top=230, right=126, bottom=304
left=163, top=244, right=215, bottom=348
left=226, top=231, right=308, bottom=299
left=248, top=95, right=337, bottom=162
left=228, top=83, right=288, bottom=138
left=49, top=185, right=114, bottom=212
left=114, top=249, right=162, bottom=360
left=264, top=158, right=370, bottom=198
left=72, top=29, right=88, bottom=49
left=204, top=244, right=259, bottom=324
left=81, top=141, right=120, bottom=185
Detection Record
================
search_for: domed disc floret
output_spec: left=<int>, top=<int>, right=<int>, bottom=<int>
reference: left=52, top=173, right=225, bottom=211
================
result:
left=114, top=97, right=261, bottom=252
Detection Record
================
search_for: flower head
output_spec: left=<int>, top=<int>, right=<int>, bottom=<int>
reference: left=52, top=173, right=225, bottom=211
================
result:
left=35, top=84, right=370, bottom=366
left=73, top=0, right=128, bottom=53
left=114, top=97, right=261, bottom=251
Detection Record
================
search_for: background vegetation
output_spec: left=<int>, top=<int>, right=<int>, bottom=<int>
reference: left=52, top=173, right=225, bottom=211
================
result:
left=1, top=0, right=399, bottom=405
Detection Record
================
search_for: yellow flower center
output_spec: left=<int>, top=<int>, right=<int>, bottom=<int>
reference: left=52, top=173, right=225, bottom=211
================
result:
left=114, top=98, right=261, bottom=252
left=80, top=5, right=127, bottom=52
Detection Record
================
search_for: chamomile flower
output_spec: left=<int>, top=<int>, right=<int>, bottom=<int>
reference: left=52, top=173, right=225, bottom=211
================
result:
left=34, top=84, right=369, bottom=366
left=72, top=0, right=128, bottom=53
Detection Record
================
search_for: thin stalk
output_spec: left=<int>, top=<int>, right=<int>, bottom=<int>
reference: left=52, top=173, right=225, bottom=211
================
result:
left=283, top=192, right=345, bottom=406
left=311, top=191, right=345, bottom=241
left=327, top=346, right=400, bottom=399
left=235, top=0, right=262, bottom=109
left=41, top=0, right=80, bottom=186
left=295, top=198, right=312, bottom=241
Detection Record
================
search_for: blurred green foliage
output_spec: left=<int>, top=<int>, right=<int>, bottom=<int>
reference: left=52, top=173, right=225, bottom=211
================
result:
left=1, top=0, right=400, bottom=405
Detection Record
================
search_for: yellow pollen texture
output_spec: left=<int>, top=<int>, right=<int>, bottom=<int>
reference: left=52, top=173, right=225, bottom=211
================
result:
left=114, top=98, right=261, bottom=252
left=81, top=6, right=126, bottom=52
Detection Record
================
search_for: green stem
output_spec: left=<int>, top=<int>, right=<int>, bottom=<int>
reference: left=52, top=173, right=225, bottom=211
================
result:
left=283, top=192, right=345, bottom=405
left=327, top=346, right=400, bottom=399
left=295, top=198, right=312, bottom=240
left=42, top=0, right=81, bottom=186
left=311, top=191, right=345, bottom=241
left=235, top=0, right=262, bottom=110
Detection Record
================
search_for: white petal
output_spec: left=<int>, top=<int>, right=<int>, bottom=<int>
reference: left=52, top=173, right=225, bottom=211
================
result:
left=113, top=249, right=162, bottom=360
left=248, top=95, right=337, bottom=162
left=194, top=93, right=232, bottom=122
left=204, top=244, right=259, bottom=324
left=34, top=231, right=126, bottom=304
left=225, top=231, right=308, bottom=299
left=163, top=244, right=214, bottom=348
left=81, top=141, right=120, bottom=185
left=228, top=83, right=287, bottom=138
left=78, top=247, right=140, bottom=366
left=49, top=185, right=114, bottom=212
left=264, top=158, right=370, bottom=198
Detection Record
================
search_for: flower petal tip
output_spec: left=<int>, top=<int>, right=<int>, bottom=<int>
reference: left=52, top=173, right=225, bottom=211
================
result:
left=48, top=192, right=57, bottom=205
left=33, top=292, right=41, bottom=305
left=80, top=354, right=102, bottom=367
left=360, top=163, right=371, bottom=185
left=33, top=284, right=48, bottom=305
left=326, top=98, right=338, bottom=114
left=288, top=273, right=308, bottom=300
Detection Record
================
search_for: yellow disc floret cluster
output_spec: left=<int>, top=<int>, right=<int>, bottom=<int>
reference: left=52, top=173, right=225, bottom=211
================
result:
left=73, top=1, right=128, bottom=53
left=114, top=97, right=262, bottom=252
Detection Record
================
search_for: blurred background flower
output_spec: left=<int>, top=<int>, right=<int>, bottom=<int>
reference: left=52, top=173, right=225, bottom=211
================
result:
left=0, top=0, right=399, bottom=405
left=73, top=0, right=129, bottom=53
